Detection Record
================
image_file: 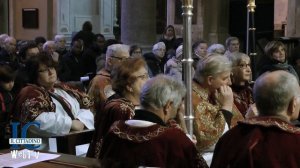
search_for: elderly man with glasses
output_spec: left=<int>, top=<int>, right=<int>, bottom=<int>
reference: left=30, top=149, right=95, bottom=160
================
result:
left=88, top=44, right=130, bottom=114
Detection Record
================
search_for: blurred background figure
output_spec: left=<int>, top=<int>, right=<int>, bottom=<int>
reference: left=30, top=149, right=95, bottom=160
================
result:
left=72, top=21, right=96, bottom=49
left=0, top=36, right=17, bottom=65
left=34, top=36, right=47, bottom=53
left=164, top=45, right=183, bottom=81
left=207, top=43, right=225, bottom=55
left=159, top=25, right=177, bottom=55
left=0, top=62, right=16, bottom=149
left=0, top=34, right=9, bottom=51
left=58, top=39, right=85, bottom=82
left=192, top=40, right=208, bottom=70
left=224, top=36, right=240, bottom=57
left=143, top=42, right=166, bottom=77
left=129, top=45, right=143, bottom=57
left=43, top=41, right=60, bottom=63
left=54, top=34, right=68, bottom=58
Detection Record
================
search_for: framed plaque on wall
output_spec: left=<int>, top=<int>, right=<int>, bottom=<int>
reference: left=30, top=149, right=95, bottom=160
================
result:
left=22, top=8, right=39, bottom=29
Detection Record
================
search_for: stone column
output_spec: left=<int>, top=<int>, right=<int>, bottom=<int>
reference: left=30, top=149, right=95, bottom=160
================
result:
left=166, top=0, right=204, bottom=44
left=99, top=0, right=116, bottom=39
left=287, top=0, right=300, bottom=37
left=203, top=0, right=229, bottom=44
left=0, top=0, right=9, bottom=33
left=121, top=0, right=156, bottom=51
left=274, top=0, right=288, bottom=37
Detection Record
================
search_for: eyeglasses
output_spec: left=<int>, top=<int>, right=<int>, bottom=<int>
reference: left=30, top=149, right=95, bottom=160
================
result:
left=38, top=67, right=55, bottom=73
left=134, top=73, right=149, bottom=80
left=110, top=56, right=129, bottom=61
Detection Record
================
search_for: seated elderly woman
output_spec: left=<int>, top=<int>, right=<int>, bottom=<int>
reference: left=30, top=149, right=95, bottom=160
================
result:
left=12, top=53, right=94, bottom=151
left=87, top=57, right=149, bottom=159
left=228, top=52, right=254, bottom=116
left=192, top=55, right=244, bottom=166
left=164, top=45, right=183, bottom=81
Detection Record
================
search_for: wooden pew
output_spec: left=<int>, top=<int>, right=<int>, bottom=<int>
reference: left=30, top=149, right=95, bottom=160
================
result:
left=52, top=129, right=94, bottom=155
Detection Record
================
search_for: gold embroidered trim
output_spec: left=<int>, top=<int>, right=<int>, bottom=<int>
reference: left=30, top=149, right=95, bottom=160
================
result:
left=106, top=98, right=135, bottom=118
left=111, top=121, right=168, bottom=142
left=56, top=83, right=94, bottom=108
left=94, top=139, right=103, bottom=159
left=192, top=82, right=226, bottom=151
left=21, top=86, right=55, bottom=122
left=241, top=117, right=300, bottom=134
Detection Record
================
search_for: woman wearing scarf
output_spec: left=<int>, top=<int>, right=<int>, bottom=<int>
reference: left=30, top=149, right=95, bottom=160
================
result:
left=258, top=40, right=299, bottom=81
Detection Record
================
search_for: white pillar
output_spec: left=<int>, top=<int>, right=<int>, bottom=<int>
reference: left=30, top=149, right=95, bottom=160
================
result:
left=99, top=0, right=115, bottom=39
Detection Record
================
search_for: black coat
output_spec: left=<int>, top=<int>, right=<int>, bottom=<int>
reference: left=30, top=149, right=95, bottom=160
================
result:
left=143, top=52, right=164, bottom=77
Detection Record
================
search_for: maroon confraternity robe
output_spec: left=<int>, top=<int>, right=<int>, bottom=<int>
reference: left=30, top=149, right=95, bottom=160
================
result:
left=88, top=68, right=114, bottom=113
left=87, top=94, right=135, bottom=159
left=231, top=84, right=254, bottom=117
left=12, top=83, right=93, bottom=124
left=211, top=117, right=300, bottom=168
left=100, top=119, right=208, bottom=168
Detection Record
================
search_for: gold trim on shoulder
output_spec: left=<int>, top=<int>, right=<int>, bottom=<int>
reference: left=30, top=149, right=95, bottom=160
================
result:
left=111, top=121, right=168, bottom=142
left=241, top=117, right=300, bottom=134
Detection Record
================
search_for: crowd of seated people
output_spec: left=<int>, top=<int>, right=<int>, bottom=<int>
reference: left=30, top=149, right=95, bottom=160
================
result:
left=2, top=21, right=300, bottom=167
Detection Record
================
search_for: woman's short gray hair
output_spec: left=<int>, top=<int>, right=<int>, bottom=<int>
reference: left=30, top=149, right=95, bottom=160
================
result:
left=194, top=55, right=232, bottom=83
left=106, top=44, right=130, bottom=59
left=207, top=43, right=225, bottom=54
left=140, top=74, right=186, bottom=110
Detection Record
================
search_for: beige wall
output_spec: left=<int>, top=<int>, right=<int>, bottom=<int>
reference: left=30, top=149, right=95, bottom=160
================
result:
left=202, top=0, right=229, bottom=44
left=287, top=0, right=300, bottom=37
left=274, top=0, right=287, bottom=32
left=9, top=0, right=53, bottom=40
left=274, top=0, right=287, bottom=27
left=0, top=0, right=9, bottom=34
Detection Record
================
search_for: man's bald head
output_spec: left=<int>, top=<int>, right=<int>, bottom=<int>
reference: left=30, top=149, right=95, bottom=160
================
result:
left=254, top=71, right=300, bottom=116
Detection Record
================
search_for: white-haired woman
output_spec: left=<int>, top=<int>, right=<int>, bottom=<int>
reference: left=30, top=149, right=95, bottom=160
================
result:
left=164, top=45, right=183, bottom=81
left=228, top=52, right=254, bottom=117
left=207, top=43, right=225, bottom=55
left=192, top=55, right=244, bottom=165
